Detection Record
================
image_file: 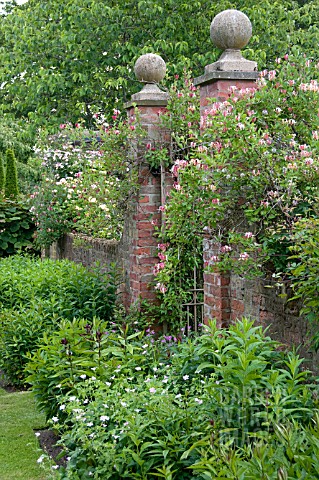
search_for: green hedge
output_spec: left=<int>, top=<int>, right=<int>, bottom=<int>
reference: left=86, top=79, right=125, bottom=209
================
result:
left=0, top=255, right=117, bottom=385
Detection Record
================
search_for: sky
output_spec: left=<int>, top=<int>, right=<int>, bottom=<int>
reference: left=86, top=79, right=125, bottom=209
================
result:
left=0, top=0, right=28, bottom=13
left=1, top=0, right=28, bottom=7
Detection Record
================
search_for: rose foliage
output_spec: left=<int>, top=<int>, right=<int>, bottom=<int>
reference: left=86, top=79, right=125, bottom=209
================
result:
left=29, top=110, right=144, bottom=247
left=150, top=53, right=319, bottom=326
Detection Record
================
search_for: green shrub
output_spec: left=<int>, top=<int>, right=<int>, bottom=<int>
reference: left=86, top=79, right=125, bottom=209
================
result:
left=17, top=161, right=41, bottom=196
left=152, top=55, right=319, bottom=327
left=29, top=117, right=143, bottom=248
left=0, top=117, right=35, bottom=164
left=0, top=302, right=62, bottom=385
left=191, top=416, right=319, bottom=479
left=0, top=255, right=116, bottom=386
left=25, top=317, right=115, bottom=419
left=4, top=148, right=19, bottom=199
left=0, top=199, right=38, bottom=256
left=26, top=319, right=319, bottom=478
left=25, top=319, right=160, bottom=420
left=0, top=255, right=116, bottom=320
left=56, top=377, right=207, bottom=479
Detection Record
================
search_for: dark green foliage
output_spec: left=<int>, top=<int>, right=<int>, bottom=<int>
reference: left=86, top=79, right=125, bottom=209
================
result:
left=25, top=317, right=111, bottom=418
left=0, top=0, right=318, bottom=129
left=0, top=199, right=37, bottom=256
left=4, top=148, right=19, bottom=199
left=0, top=116, right=35, bottom=164
left=17, top=161, right=41, bottom=196
left=289, top=217, right=319, bottom=349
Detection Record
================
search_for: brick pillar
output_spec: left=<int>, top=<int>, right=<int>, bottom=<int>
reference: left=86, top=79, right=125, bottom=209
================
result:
left=194, top=9, right=259, bottom=327
left=196, top=71, right=258, bottom=117
left=122, top=53, right=169, bottom=308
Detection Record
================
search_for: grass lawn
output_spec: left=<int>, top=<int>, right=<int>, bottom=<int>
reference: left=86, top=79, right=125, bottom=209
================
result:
left=0, top=387, right=56, bottom=480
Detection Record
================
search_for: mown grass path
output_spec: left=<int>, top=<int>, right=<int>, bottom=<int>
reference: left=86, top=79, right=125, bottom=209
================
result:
left=0, top=387, right=54, bottom=480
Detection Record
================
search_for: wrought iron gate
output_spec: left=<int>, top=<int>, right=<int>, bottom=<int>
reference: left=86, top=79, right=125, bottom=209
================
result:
left=181, top=265, right=204, bottom=333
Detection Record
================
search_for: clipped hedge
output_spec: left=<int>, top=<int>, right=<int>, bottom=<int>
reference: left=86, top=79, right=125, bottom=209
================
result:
left=4, top=148, right=19, bottom=199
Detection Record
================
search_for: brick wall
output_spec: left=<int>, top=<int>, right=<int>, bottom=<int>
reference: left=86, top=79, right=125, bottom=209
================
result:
left=232, top=274, right=319, bottom=371
left=203, top=239, right=230, bottom=327
left=124, top=164, right=162, bottom=306
left=46, top=99, right=171, bottom=311
left=202, top=235, right=319, bottom=371
left=44, top=46, right=319, bottom=368
left=50, top=234, right=119, bottom=275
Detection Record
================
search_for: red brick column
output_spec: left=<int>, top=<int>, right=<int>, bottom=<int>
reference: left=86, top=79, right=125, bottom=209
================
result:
left=196, top=73, right=258, bottom=327
left=122, top=54, right=169, bottom=308
left=194, top=10, right=259, bottom=327
left=196, top=71, right=258, bottom=117
left=123, top=101, right=169, bottom=307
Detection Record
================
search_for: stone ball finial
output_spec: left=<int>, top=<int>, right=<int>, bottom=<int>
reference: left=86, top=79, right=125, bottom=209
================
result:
left=210, top=9, right=252, bottom=51
left=134, top=53, right=166, bottom=84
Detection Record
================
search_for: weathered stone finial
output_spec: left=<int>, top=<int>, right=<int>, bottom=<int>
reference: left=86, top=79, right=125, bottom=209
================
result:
left=210, top=9, right=252, bottom=50
left=132, top=53, right=169, bottom=102
left=134, top=53, right=166, bottom=83
left=206, top=9, right=257, bottom=73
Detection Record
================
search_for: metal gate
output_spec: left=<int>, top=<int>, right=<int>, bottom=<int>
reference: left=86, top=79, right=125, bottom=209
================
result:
left=181, top=265, right=204, bottom=334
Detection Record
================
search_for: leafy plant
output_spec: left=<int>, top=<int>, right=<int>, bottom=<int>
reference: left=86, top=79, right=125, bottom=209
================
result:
left=288, top=216, right=319, bottom=349
left=0, top=255, right=116, bottom=386
left=25, top=318, right=319, bottom=479
left=25, top=317, right=111, bottom=419
left=29, top=111, right=143, bottom=247
left=151, top=53, right=319, bottom=327
left=17, top=160, right=42, bottom=196
left=191, top=415, right=319, bottom=479
left=1, top=0, right=319, bottom=129
left=30, top=179, right=74, bottom=248
left=0, top=302, right=61, bottom=385
left=0, top=199, right=38, bottom=256
left=195, top=320, right=315, bottom=446
left=0, top=255, right=116, bottom=319
left=0, top=115, right=35, bottom=164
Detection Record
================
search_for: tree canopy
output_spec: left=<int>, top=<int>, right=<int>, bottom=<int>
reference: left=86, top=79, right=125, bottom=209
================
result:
left=0, top=0, right=318, bottom=129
